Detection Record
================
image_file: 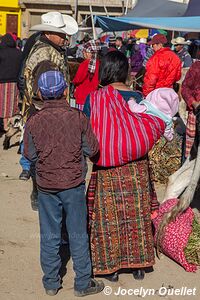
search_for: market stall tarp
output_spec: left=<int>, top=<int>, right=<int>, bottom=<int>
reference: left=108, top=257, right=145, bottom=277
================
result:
left=126, top=0, right=187, bottom=17
left=95, top=16, right=200, bottom=33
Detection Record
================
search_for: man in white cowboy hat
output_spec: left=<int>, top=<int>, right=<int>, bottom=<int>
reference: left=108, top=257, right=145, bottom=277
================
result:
left=18, top=12, right=78, bottom=204
left=171, top=36, right=193, bottom=68
left=24, top=11, right=78, bottom=100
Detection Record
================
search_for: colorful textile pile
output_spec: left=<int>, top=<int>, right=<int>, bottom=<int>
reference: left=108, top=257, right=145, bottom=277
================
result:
left=184, top=218, right=200, bottom=266
left=149, top=133, right=182, bottom=183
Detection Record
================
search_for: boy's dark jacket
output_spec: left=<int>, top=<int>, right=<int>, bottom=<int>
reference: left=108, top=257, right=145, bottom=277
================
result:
left=24, top=98, right=99, bottom=190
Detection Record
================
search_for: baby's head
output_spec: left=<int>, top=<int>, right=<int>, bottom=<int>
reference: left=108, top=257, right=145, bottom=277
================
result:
left=146, top=88, right=179, bottom=117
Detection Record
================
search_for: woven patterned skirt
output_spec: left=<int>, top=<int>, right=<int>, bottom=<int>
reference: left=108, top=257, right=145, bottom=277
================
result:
left=89, top=159, right=155, bottom=275
left=0, top=82, right=19, bottom=118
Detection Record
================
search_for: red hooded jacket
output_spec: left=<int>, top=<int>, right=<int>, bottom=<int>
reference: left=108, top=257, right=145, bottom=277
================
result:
left=143, top=47, right=181, bottom=97
left=73, top=59, right=99, bottom=105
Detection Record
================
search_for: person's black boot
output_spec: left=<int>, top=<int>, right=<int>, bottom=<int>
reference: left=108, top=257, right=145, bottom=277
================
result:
left=30, top=177, right=38, bottom=211
left=104, top=272, right=119, bottom=282
left=132, top=269, right=145, bottom=280
left=3, top=136, right=10, bottom=150
left=30, top=190, right=38, bottom=211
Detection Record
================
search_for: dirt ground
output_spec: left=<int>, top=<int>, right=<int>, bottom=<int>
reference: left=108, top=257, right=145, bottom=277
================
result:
left=0, top=135, right=199, bottom=300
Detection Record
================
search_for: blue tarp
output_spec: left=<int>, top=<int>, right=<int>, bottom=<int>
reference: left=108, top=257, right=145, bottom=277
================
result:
left=96, top=16, right=200, bottom=32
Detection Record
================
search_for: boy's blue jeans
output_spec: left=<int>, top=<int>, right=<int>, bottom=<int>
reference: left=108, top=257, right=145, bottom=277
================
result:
left=19, top=142, right=31, bottom=171
left=38, top=183, right=92, bottom=291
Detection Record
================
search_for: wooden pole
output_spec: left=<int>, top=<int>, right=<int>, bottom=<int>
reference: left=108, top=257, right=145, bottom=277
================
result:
left=125, top=0, right=129, bottom=15
left=74, top=0, right=78, bottom=21
left=103, top=5, right=109, bottom=17
left=122, top=1, right=125, bottom=15
left=89, top=5, right=97, bottom=40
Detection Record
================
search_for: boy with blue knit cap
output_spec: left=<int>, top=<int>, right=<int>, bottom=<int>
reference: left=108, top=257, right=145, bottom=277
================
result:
left=24, top=70, right=104, bottom=297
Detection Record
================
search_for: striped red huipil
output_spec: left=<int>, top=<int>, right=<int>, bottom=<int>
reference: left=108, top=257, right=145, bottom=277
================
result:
left=90, top=85, right=165, bottom=167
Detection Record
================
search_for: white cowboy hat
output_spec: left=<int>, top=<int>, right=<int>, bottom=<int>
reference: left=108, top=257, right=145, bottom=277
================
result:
left=171, top=37, right=191, bottom=45
left=136, top=38, right=147, bottom=45
left=30, top=12, right=78, bottom=36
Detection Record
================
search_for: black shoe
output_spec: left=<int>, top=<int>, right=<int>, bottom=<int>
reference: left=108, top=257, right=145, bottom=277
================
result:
left=104, top=272, right=119, bottom=282
left=30, top=191, right=38, bottom=211
left=45, top=288, right=58, bottom=296
left=19, top=170, right=31, bottom=181
left=74, top=278, right=104, bottom=297
left=133, top=269, right=145, bottom=280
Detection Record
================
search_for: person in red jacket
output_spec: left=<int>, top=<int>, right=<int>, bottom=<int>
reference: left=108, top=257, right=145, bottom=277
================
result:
left=143, top=34, right=182, bottom=97
left=73, top=40, right=101, bottom=110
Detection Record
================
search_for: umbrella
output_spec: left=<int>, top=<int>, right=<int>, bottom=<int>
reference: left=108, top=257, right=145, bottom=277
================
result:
left=150, top=29, right=168, bottom=36
left=127, top=28, right=167, bottom=39
left=130, top=29, right=149, bottom=38
left=100, top=34, right=111, bottom=43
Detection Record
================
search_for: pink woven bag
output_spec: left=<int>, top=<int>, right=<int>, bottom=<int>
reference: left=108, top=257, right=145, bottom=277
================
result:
left=153, top=198, right=197, bottom=272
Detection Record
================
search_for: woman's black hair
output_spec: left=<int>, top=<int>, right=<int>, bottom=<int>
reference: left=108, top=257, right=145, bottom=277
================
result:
left=99, top=50, right=129, bottom=86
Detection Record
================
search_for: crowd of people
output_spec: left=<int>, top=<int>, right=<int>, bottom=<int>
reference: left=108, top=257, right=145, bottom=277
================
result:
left=0, top=10, right=200, bottom=298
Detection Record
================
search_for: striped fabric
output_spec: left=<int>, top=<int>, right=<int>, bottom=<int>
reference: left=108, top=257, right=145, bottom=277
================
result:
left=0, top=82, right=19, bottom=118
left=185, top=111, right=196, bottom=157
left=90, top=85, right=165, bottom=167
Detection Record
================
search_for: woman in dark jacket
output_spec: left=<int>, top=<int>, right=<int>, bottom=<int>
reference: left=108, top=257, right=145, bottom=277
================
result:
left=0, top=33, right=22, bottom=133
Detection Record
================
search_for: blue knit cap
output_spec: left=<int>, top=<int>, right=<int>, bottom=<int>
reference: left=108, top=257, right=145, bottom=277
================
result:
left=38, top=70, right=67, bottom=99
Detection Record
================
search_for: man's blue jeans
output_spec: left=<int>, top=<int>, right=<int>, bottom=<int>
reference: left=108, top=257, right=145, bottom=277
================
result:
left=38, top=183, right=92, bottom=291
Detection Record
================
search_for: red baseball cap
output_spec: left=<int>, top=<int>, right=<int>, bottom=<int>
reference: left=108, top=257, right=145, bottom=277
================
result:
left=148, top=34, right=167, bottom=45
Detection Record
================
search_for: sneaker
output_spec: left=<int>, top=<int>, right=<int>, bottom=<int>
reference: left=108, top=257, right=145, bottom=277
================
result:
left=45, top=289, right=58, bottom=296
left=19, top=170, right=31, bottom=181
left=74, top=278, right=104, bottom=297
